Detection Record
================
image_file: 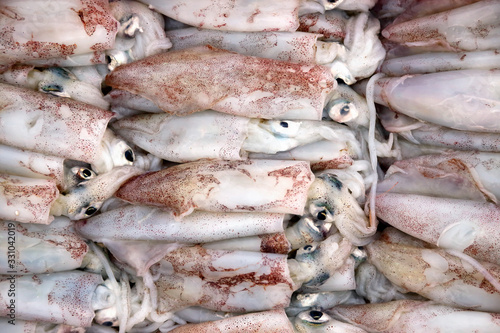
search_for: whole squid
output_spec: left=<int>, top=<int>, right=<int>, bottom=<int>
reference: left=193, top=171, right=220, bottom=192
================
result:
left=362, top=69, right=500, bottom=133
left=0, top=0, right=118, bottom=67
left=115, top=159, right=314, bottom=217
left=105, top=46, right=336, bottom=120
left=329, top=300, right=500, bottom=332
left=366, top=228, right=500, bottom=313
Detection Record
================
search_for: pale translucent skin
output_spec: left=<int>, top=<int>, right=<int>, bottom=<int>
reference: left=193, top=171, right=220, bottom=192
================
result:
left=168, top=310, right=295, bottom=333
left=379, top=107, right=500, bottom=153
left=115, top=159, right=315, bottom=217
left=0, top=174, right=58, bottom=224
left=382, top=0, right=500, bottom=52
left=323, top=12, right=386, bottom=84
left=366, top=228, right=500, bottom=312
left=139, top=0, right=303, bottom=32
left=0, top=144, right=65, bottom=188
left=202, top=232, right=291, bottom=254
left=379, top=151, right=500, bottom=202
left=329, top=300, right=500, bottom=333
left=107, top=0, right=172, bottom=70
left=390, top=0, right=482, bottom=25
left=112, top=111, right=250, bottom=162
left=75, top=204, right=285, bottom=244
left=0, top=0, right=118, bottom=66
left=371, top=70, right=500, bottom=132
left=105, top=46, right=336, bottom=120
left=0, top=218, right=88, bottom=274
left=0, top=271, right=103, bottom=327
left=380, top=50, right=500, bottom=76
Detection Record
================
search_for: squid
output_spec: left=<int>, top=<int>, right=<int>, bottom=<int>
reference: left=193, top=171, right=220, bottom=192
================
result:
left=104, top=46, right=336, bottom=120
left=380, top=50, right=500, bottom=76
left=137, top=0, right=318, bottom=32
left=0, top=83, right=113, bottom=164
left=382, top=0, right=482, bottom=25
left=297, top=10, right=348, bottom=41
left=75, top=205, right=286, bottom=245
left=286, top=290, right=364, bottom=317
left=381, top=0, right=500, bottom=53
left=111, top=111, right=362, bottom=163
left=152, top=246, right=295, bottom=314
left=0, top=0, right=118, bottom=68
left=163, top=11, right=385, bottom=84
left=202, top=232, right=291, bottom=254
left=374, top=151, right=500, bottom=264
left=293, top=309, right=368, bottom=332
left=0, top=218, right=92, bottom=274
left=379, top=107, right=500, bottom=153
left=168, top=310, right=294, bottom=333
left=115, top=159, right=314, bottom=218
left=0, top=163, right=141, bottom=224
left=0, top=271, right=105, bottom=327
left=378, top=151, right=500, bottom=203
left=366, top=228, right=500, bottom=313
left=0, top=174, right=59, bottom=224
left=327, top=300, right=500, bottom=332
left=106, top=0, right=172, bottom=70
left=360, top=69, right=500, bottom=132
left=0, top=65, right=109, bottom=109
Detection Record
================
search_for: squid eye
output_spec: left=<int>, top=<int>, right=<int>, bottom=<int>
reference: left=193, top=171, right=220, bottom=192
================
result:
left=124, top=149, right=134, bottom=162
left=41, top=84, right=64, bottom=93
left=340, top=105, right=350, bottom=116
left=316, top=210, right=328, bottom=221
left=303, top=245, right=313, bottom=251
left=77, top=168, right=95, bottom=180
left=309, top=310, right=323, bottom=320
left=280, top=121, right=289, bottom=128
left=85, top=206, right=98, bottom=217
left=102, top=321, right=114, bottom=327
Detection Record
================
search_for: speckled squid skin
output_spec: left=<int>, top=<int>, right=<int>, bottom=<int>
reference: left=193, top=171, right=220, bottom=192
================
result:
left=153, top=246, right=294, bottom=313
left=366, top=228, right=500, bottom=313
left=0, top=174, right=58, bottom=224
left=169, top=309, right=295, bottom=333
left=139, top=0, right=301, bottom=32
left=116, top=159, right=314, bottom=217
left=0, top=83, right=114, bottom=164
left=165, top=29, right=322, bottom=64
left=105, top=46, right=336, bottom=120
left=0, top=271, right=102, bottom=327
left=0, top=0, right=118, bottom=67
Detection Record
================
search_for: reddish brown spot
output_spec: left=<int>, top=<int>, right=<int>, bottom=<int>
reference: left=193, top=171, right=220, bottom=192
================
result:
left=260, top=233, right=291, bottom=254
left=247, top=9, right=261, bottom=24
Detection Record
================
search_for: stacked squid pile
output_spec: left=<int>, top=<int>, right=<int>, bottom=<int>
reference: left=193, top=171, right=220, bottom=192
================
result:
left=0, top=0, right=499, bottom=332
